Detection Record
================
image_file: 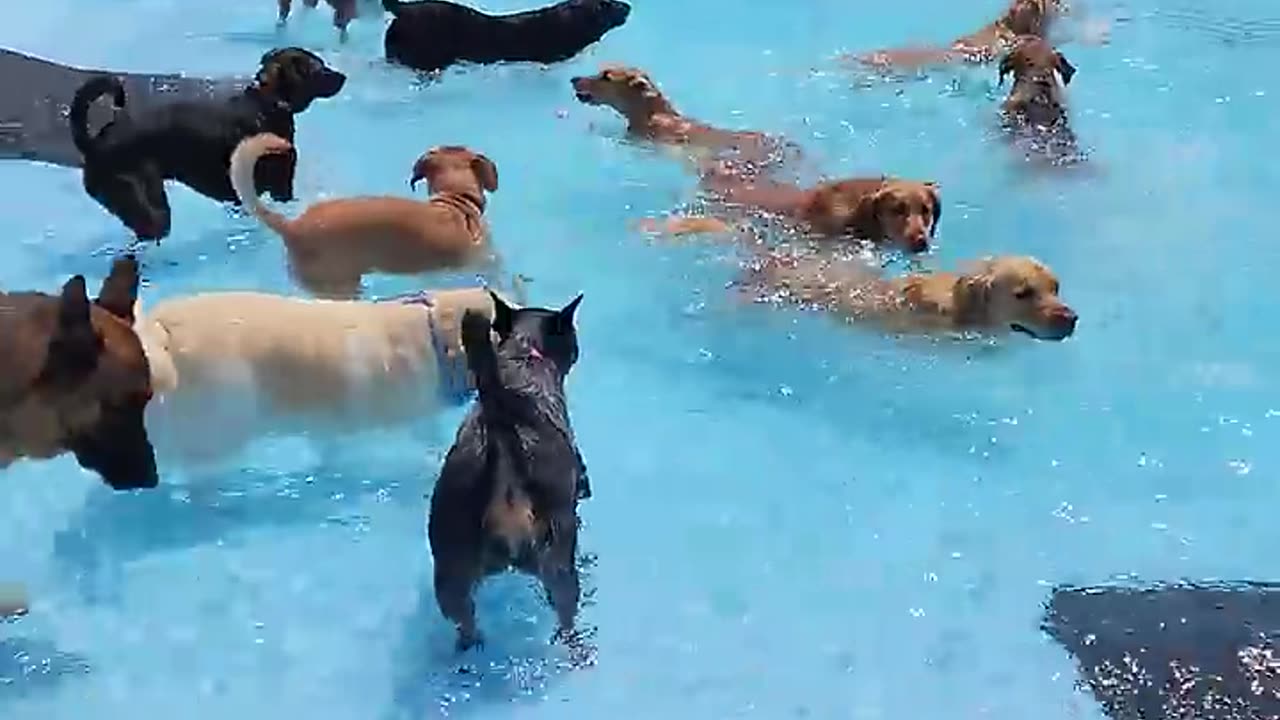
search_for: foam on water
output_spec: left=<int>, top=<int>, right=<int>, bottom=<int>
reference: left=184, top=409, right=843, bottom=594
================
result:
left=4, top=0, right=1280, bottom=718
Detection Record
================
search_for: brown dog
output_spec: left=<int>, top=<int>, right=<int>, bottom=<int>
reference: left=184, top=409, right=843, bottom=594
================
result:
left=857, top=0, right=1060, bottom=70
left=689, top=163, right=940, bottom=252
left=998, top=36, right=1082, bottom=163
left=0, top=256, right=157, bottom=490
left=744, top=251, right=1077, bottom=340
left=231, top=133, right=498, bottom=299
left=570, top=65, right=791, bottom=166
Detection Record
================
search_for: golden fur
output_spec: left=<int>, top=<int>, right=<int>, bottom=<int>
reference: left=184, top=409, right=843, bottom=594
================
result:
left=745, top=251, right=1077, bottom=340
left=856, top=0, right=1061, bottom=70
left=231, top=133, right=498, bottom=299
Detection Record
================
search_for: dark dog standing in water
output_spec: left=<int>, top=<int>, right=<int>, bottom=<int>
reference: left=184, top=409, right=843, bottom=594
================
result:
left=428, top=291, right=591, bottom=656
left=998, top=36, right=1083, bottom=165
left=69, top=48, right=346, bottom=241
left=383, top=0, right=631, bottom=73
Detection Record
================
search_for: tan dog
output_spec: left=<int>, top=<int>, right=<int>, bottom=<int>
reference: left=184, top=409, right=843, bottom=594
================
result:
left=857, top=0, right=1060, bottom=70
left=231, top=133, right=498, bottom=299
left=744, top=251, right=1077, bottom=340
left=998, top=36, right=1081, bottom=163
left=687, top=164, right=941, bottom=252
left=277, top=0, right=374, bottom=42
left=570, top=65, right=791, bottom=166
left=135, top=284, right=521, bottom=468
left=0, top=256, right=157, bottom=490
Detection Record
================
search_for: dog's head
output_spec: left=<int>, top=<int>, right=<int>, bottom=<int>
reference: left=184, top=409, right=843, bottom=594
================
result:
left=83, top=161, right=171, bottom=241
left=811, top=179, right=940, bottom=252
left=254, top=47, right=346, bottom=113
left=410, top=146, right=498, bottom=196
left=999, top=37, right=1075, bottom=121
left=570, top=0, right=632, bottom=32
left=1002, top=0, right=1052, bottom=36
left=571, top=65, right=671, bottom=117
left=953, top=256, right=1077, bottom=340
left=0, top=256, right=157, bottom=489
left=489, top=290, right=583, bottom=374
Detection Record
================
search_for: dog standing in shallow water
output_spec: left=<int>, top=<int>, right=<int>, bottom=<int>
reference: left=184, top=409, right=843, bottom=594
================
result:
left=383, top=0, right=631, bottom=73
left=230, top=133, right=498, bottom=299
left=69, top=48, right=345, bottom=241
left=429, top=292, right=590, bottom=656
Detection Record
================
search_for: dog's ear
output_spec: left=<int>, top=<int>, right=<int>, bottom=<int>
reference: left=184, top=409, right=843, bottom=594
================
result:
left=952, top=261, right=996, bottom=326
left=1054, top=51, right=1076, bottom=85
left=96, top=255, right=140, bottom=324
left=924, top=182, right=941, bottom=236
left=555, top=294, right=584, bottom=332
left=488, top=289, right=515, bottom=339
left=42, top=275, right=102, bottom=386
left=471, top=153, right=499, bottom=193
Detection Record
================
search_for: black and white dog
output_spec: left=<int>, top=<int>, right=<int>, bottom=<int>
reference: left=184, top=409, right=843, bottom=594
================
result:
left=383, top=0, right=631, bottom=73
left=428, top=290, right=591, bottom=656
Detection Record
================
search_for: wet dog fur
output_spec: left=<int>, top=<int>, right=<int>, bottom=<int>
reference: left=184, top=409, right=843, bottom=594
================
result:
left=998, top=36, right=1082, bottom=163
left=230, top=133, right=497, bottom=299
left=428, top=292, right=590, bottom=654
left=857, top=0, right=1061, bottom=70
left=383, top=0, right=631, bottom=73
left=0, top=256, right=157, bottom=490
left=743, top=251, right=1077, bottom=340
left=69, top=48, right=345, bottom=240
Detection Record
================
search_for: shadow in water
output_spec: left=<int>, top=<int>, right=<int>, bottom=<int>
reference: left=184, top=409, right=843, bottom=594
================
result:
left=385, top=556, right=598, bottom=720
left=1043, top=580, right=1280, bottom=720
left=51, top=464, right=417, bottom=605
left=0, top=636, right=91, bottom=705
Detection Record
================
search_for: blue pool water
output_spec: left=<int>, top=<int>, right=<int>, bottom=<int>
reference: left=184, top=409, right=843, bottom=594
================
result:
left=4, top=0, right=1280, bottom=717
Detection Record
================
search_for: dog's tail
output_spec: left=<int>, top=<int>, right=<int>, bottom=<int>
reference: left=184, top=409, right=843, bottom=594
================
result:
left=70, top=76, right=126, bottom=158
left=229, top=133, right=294, bottom=236
left=461, top=308, right=540, bottom=555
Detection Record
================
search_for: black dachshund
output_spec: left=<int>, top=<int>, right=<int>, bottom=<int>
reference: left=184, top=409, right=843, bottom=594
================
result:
left=69, top=48, right=345, bottom=241
left=383, top=0, right=630, bottom=73
left=428, top=291, right=590, bottom=655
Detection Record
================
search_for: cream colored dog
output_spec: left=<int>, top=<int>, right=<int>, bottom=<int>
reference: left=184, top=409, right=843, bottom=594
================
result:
left=133, top=284, right=520, bottom=468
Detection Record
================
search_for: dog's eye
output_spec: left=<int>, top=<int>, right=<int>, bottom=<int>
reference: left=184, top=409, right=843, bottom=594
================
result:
left=1013, top=286, right=1035, bottom=300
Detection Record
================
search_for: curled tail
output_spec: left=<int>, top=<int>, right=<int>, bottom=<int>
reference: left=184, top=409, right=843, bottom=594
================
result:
left=229, top=133, right=295, bottom=236
left=70, top=76, right=126, bottom=158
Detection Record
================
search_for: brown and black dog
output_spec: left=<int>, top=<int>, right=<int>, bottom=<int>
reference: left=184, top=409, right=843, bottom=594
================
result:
left=231, top=133, right=498, bottom=299
left=856, top=0, right=1062, bottom=70
left=667, top=163, right=941, bottom=252
left=571, top=65, right=795, bottom=167
left=0, top=256, right=157, bottom=490
left=277, top=0, right=379, bottom=41
left=998, top=36, right=1082, bottom=163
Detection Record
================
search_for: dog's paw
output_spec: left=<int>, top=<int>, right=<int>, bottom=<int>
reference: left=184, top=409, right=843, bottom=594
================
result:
left=455, top=628, right=485, bottom=653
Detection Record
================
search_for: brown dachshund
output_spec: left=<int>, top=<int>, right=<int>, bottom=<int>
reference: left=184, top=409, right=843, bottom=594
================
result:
left=231, top=133, right=498, bottom=299
left=684, top=162, right=941, bottom=252
left=857, top=0, right=1061, bottom=70
left=570, top=65, right=793, bottom=166
left=744, top=251, right=1077, bottom=340
left=0, top=256, right=157, bottom=490
left=998, top=36, right=1082, bottom=163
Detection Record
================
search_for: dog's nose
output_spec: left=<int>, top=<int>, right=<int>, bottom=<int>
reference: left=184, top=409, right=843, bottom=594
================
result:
left=1052, top=306, right=1078, bottom=334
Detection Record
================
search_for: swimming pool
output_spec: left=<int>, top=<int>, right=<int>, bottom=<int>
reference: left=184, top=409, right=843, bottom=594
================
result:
left=4, top=0, right=1280, bottom=717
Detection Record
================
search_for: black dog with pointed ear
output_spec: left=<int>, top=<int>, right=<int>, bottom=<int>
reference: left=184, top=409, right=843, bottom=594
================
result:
left=428, top=290, right=592, bottom=660
left=0, top=255, right=158, bottom=491
left=69, top=48, right=345, bottom=241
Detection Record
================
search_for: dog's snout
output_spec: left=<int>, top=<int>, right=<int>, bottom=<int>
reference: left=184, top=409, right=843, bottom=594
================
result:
left=1050, top=305, right=1078, bottom=336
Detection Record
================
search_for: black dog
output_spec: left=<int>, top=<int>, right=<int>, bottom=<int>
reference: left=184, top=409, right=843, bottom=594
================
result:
left=0, top=48, right=243, bottom=169
left=997, top=35, right=1082, bottom=164
left=428, top=291, right=590, bottom=655
left=69, top=48, right=345, bottom=241
left=383, top=0, right=631, bottom=73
